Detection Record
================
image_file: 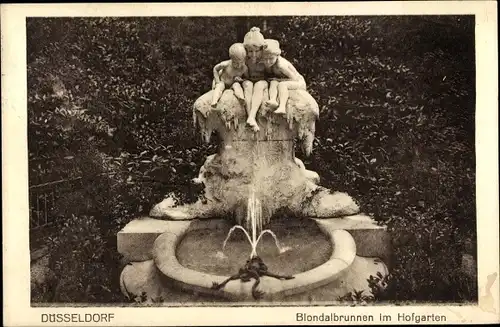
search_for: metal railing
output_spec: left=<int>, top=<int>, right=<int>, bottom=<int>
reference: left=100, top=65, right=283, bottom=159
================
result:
left=28, top=168, right=199, bottom=252
left=29, top=177, right=84, bottom=251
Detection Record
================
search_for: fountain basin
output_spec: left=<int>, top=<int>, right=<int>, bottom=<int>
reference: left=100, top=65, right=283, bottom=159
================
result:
left=118, top=215, right=391, bottom=265
left=176, top=218, right=332, bottom=276
left=118, top=215, right=391, bottom=303
left=151, top=218, right=355, bottom=301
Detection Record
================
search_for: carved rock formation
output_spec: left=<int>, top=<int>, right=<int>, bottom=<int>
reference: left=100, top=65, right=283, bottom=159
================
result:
left=150, top=89, right=360, bottom=226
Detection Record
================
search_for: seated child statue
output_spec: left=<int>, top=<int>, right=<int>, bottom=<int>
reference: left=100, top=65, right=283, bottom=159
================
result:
left=211, top=43, right=248, bottom=107
left=262, top=39, right=307, bottom=115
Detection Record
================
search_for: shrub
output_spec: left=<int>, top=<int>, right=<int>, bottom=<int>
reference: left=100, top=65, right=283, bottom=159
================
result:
left=46, top=214, right=125, bottom=303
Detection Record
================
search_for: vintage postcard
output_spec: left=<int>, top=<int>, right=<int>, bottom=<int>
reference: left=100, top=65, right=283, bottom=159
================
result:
left=2, top=1, right=499, bottom=326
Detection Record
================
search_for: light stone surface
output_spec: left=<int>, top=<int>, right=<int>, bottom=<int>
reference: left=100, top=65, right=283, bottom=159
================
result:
left=117, top=217, right=191, bottom=262
left=118, top=216, right=391, bottom=302
left=120, top=260, right=165, bottom=302
left=193, top=88, right=319, bottom=148
left=152, top=226, right=356, bottom=301
left=120, top=255, right=388, bottom=304
left=300, top=189, right=360, bottom=218
left=294, top=157, right=320, bottom=184
left=315, top=216, right=391, bottom=268
left=117, top=215, right=391, bottom=264
left=149, top=87, right=359, bottom=228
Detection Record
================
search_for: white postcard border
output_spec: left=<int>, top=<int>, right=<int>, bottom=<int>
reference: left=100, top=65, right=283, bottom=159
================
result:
left=2, top=1, right=498, bottom=326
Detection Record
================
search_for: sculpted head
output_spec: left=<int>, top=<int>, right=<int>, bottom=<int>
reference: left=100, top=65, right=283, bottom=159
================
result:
left=243, top=27, right=266, bottom=64
left=228, top=43, right=246, bottom=69
left=262, top=39, right=281, bottom=68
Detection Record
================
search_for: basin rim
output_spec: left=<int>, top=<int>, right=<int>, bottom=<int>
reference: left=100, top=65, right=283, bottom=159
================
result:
left=152, top=218, right=356, bottom=301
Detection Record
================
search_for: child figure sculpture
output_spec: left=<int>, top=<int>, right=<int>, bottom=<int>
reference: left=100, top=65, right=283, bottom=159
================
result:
left=263, top=39, right=307, bottom=115
left=211, top=43, right=248, bottom=107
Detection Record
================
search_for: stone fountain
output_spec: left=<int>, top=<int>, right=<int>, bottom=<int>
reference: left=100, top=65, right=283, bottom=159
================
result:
left=118, top=29, right=391, bottom=304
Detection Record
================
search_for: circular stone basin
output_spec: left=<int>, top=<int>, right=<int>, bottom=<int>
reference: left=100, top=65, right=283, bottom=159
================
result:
left=176, top=218, right=332, bottom=277
left=153, top=218, right=356, bottom=301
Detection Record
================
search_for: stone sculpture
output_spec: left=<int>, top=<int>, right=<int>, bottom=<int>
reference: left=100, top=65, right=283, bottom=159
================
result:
left=211, top=256, right=294, bottom=300
left=211, top=43, right=248, bottom=107
left=121, top=26, right=390, bottom=303
left=150, top=26, right=360, bottom=232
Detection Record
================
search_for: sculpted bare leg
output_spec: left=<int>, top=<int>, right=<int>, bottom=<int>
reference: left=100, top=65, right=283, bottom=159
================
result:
left=232, top=82, right=245, bottom=106
left=246, top=80, right=268, bottom=132
left=242, top=80, right=253, bottom=116
left=211, top=81, right=226, bottom=107
left=265, top=80, right=280, bottom=109
left=274, top=80, right=304, bottom=115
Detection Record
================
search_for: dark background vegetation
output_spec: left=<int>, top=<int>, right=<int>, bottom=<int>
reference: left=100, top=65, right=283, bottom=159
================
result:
left=28, top=16, right=476, bottom=303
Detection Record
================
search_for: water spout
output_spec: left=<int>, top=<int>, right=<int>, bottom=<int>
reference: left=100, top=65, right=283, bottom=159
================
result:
left=218, top=187, right=290, bottom=259
left=255, top=229, right=291, bottom=255
left=221, top=225, right=254, bottom=253
left=217, top=137, right=289, bottom=259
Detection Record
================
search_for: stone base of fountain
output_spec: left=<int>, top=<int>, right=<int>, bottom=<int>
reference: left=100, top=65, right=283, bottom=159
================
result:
left=118, top=215, right=391, bottom=303
left=119, top=86, right=392, bottom=303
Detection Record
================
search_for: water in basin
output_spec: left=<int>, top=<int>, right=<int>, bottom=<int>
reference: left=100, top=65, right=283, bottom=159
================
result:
left=176, top=218, right=332, bottom=276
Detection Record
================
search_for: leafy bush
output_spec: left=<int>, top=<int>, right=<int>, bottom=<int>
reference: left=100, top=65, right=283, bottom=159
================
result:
left=47, top=215, right=124, bottom=302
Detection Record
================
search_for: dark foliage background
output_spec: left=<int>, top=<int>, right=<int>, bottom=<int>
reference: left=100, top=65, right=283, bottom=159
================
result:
left=28, top=16, right=476, bottom=303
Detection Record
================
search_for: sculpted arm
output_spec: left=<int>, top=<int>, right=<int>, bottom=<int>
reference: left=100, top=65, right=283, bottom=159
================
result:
left=213, top=60, right=231, bottom=83
left=276, top=58, right=303, bottom=82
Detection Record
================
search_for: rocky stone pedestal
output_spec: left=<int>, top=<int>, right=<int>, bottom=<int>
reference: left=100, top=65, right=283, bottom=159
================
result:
left=150, top=88, right=360, bottom=228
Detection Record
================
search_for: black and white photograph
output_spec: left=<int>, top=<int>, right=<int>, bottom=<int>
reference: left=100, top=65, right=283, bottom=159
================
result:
left=2, top=2, right=499, bottom=326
